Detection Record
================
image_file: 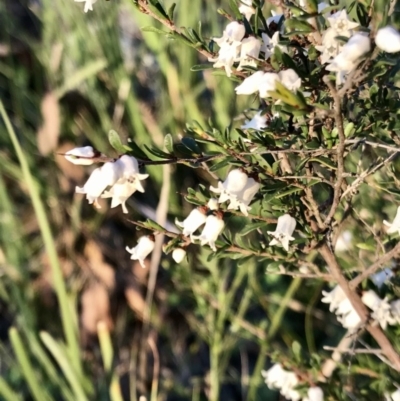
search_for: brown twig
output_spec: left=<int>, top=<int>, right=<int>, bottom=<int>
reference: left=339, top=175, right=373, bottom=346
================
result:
left=323, top=76, right=346, bottom=227
left=320, top=244, right=400, bottom=371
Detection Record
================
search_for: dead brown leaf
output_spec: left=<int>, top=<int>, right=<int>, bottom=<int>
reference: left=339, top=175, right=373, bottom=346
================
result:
left=37, top=92, right=60, bottom=155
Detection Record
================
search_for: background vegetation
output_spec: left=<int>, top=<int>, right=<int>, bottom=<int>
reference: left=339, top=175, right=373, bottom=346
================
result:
left=2, top=0, right=400, bottom=400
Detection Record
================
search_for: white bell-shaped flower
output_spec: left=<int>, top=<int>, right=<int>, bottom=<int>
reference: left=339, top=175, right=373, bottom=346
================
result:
left=321, top=285, right=347, bottom=312
left=237, top=36, right=261, bottom=70
left=194, top=214, right=225, bottom=251
left=267, top=214, right=296, bottom=251
left=210, top=169, right=249, bottom=204
left=303, top=387, right=324, bottom=401
left=391, top=300, right=400, bottom=324
left=172, top=248, right=186, bottom=264
left=238, top=0, right=255, bottom=21
left=383, top=206, right=400, bottom=235
left=362, top=290, right=396, bottom=330
left=227, top=177, right=260, bottom=216
left=75, top=0, right=98, bottom=13
left=101, top=181, right=138, bottom=214
left=126, top=236, right=155, bottom=268
left=327, top=10, right=359, bottom=37
left=261, top=363, right=287, bottom=389
left=375, top=26, right=400, bottom=53
left=213, top=21, right=246, bottom=45
left=315, top=27, right=342, bottom=64
left=207, top=198, right=219, bottom=211
left=175, top=207, right=207, bottom=240
left=261, top=32, right=287, bottom=60
left=235, top=71, right=267, bottom=95
left=64, top=146, right=97, bottom=165
left=76, top=161, right=122, bottom=207
left=267, top=11, right=283, bottom=28
left=114, top=155, right=149, bottom=192
left=278, top=69, right=301, bottom=91
left=259, top=72, right=280, bottom=98
left=392, top=389, right=400, bottom=401
left=336, top=307, right=362, bottom=330
left=241, top=111, right=268, bottom=130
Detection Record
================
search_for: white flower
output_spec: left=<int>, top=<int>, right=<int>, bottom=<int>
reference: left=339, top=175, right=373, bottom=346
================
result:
left=75, top=0, right=98, bottom=13
left=261, top=364, right=301, bottom=401
left=334, top=230, right=352, bottom=252
left=321, top=286, right=362, bottom=330
left=392, top=389, right=400, bottom=401
left=101, top=181, right=138, bottom=214
left=194, top=214, right=225, bottom=251
left=227, top=177, right=260, bottom=216
left=261, top=363, right=287, bottom=389
left=235, top=71, right=267, bottom=95
left=172, top=248, right=186, bottom=263
left=279, top=69, right=301, bottom=91
left=327, top=10, right=359, bottom=37
left=64, top=146, right=97, bottom=165
left=303, top=387, right=324, bottom=401
left=375, top=26, right=400, bottom=53
left=267, top=214, right=296, bottom=252
left=383, top=206, right=400, bottom=235
left=210, top=169, right=249, bottom=204
left=318, top=2, right=330, bottom=14
left=207, top=198, right=219, bottom=211
left=241, top=111, right=269, bottom=130
left=362, top=290, right=396, bottom=330
left=175, top=207, right=207, bottom=240
left=237, top=37, right=261, bottom=70
left=267, top=11, right=283, bottom=28
left=390, top=300, right=400, bottom=323
left=371, top=268, right=394, bottom=289
left=213, top=21, right=246, bottom=45
left=76, top=161, right=122, bottom=207
left=321, top=285, right=347, bottom=312
left=208, top=22, right=245, bottom=77
left=126, top=236, right=155, bottom=268
left=238, top=0, right=255, bottom=21
left=316, top=27, right=342, bottom=64
left=261, top=32, right=287, bottom=60
left=259, top=72, right=280, bottom=98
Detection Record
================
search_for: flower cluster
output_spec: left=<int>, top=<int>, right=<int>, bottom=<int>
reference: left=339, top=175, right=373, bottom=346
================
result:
left=262, top=364, right=324, bottom=401
left=64, top=147, right=148, bottom=214
left=322, top=286, right=400, bottom=331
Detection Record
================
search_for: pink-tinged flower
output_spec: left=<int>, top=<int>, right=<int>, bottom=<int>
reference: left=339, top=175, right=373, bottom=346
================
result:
left=383, top=206, right=400, bottom=235
left=237, top=37, right=261, bottom=70
left=64, top=146, right=97, bottom=165
left=126, top=236, right=155, bottom=268
left=375, top=26, right=400, bottom=53
left=176, top=207, right=207, bottom=240
left=238, top=0, right=255, bottom=21
left=172, top=248, right=186, bottom=264
left=278, top=69, right=301, bottom=91
left=267, top=214, right=296, bottom=251
left=194, top=214, right=225, bottom=251
left=241, top=111, right=269, bottom=130
left=75, top=0, right=98, bottom=13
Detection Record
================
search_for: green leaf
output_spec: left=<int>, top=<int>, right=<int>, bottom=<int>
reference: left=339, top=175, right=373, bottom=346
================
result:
left=241, top=221, right=269, bottom=236
left=181, top=137, right=201, bottom=154
left=167, top=3, right=176, bottom=21
left=164, top=134, right=174, bottom=154
left=108, top=130, right=126, bottom=154
left=229, top=0, right=243, bottom=19
left=191, top=64, right=214, bottom=72
left=141, top=26, right=168, bottom=35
